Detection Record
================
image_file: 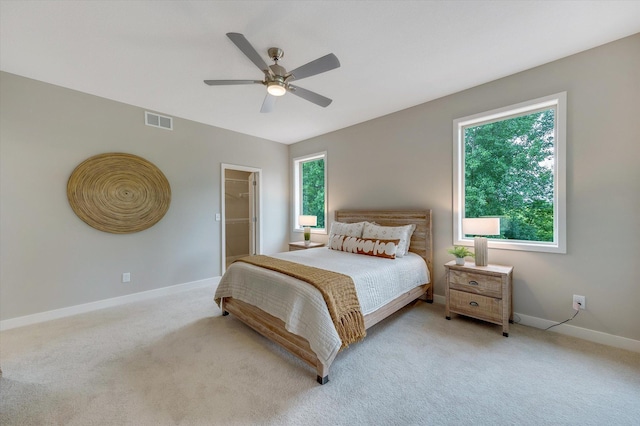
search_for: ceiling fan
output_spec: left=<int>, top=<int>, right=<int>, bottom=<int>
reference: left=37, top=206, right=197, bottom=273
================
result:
left=204, top=33, right=340, bottom=113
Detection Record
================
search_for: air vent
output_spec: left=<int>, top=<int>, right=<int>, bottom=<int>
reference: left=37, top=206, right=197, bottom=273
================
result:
left=145, top=111, right=173, bottom=130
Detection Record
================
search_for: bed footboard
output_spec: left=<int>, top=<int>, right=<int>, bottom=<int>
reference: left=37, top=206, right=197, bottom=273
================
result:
left=220, top=281, right=431, bottom=384
left=221, top=297, right=334, bottom=384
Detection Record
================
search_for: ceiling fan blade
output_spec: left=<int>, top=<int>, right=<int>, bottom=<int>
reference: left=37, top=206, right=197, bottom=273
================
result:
left=260, top=94, right=277, bottom=113
left=226, top=32, right=271, bottom=75
left=204, top=80, right=262, bottom=86
left=288, top=85, right=332, bottom=108
left=288, top=53, right=340, bottom=81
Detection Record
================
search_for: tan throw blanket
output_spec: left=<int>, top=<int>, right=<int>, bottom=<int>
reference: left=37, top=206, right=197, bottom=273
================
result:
left=235, top=255, right=366, bottom=349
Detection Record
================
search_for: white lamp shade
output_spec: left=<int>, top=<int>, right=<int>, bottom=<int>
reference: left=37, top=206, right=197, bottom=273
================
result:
left=463, top=218, right=500, bottom=236
left=299, top=215, right=317, bottom=227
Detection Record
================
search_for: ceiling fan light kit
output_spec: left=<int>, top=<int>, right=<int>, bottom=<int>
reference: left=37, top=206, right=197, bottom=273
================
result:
left=267, top=80, right=287, bottom=97
left=204, top=32, right=340, bottom=112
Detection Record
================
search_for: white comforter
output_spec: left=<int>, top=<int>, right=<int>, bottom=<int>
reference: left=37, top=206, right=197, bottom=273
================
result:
left=214, top=248, right=429, bottom=366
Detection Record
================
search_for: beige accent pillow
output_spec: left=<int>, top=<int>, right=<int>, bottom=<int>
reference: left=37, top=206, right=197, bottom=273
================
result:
left=328, top=234, right=400, bottom=259
left=362, top=223, right=416, bottom=257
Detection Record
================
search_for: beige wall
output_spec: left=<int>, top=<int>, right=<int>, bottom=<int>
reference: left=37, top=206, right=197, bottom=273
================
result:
left=0, top=72, right=289, bottom=320
left=290, top=34, right=640, bottom=341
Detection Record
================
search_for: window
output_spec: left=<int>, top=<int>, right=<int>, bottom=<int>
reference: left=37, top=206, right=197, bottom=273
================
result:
left=453, top=92, right=566, bottom=253
left=293, top=152, right=327, bottom=233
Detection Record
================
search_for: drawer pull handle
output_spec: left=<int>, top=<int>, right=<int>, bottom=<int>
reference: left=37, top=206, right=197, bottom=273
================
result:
left=469, top=280, right=479, bottom=286
left=469, top=301, right=479, bottom=307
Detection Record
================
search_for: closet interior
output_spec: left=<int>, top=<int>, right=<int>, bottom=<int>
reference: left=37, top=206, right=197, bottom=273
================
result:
left=224, top=169, right=252, bottom=268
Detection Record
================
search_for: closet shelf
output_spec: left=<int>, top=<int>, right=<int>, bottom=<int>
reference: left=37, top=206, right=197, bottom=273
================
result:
left=226, top=218, right=250, bottom=224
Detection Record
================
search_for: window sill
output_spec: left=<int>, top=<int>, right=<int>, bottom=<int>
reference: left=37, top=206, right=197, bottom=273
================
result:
left=454, top=238, right=566, bottom=254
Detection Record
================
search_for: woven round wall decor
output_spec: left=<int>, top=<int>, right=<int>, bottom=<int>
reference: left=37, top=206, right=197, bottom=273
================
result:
left=67, top=153, right=171, bottom=234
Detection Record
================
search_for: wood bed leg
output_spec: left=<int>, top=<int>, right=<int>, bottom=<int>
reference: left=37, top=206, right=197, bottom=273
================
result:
left=316, top=362, right=329, bottom=385
left=220, top=298, right=229, bottom=316
left=426, top=283, right=434, bottom=303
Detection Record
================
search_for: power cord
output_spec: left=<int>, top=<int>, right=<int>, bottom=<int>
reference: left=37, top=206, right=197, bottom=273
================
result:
left=544, top=302, right=581, bottom=331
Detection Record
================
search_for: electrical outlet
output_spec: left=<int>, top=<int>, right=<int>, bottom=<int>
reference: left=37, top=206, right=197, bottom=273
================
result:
left=573, top=294, right=585, bottom=310
left=122, top=272, right=131, bottom=283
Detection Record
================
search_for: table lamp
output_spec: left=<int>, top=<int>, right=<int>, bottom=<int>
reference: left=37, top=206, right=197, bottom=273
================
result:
left=299, top=215, right=317, bottom=246
left=463, top=218, right=500, bottom=266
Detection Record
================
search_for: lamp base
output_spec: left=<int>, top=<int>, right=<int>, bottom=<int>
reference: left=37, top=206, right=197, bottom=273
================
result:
left=304, top=226, right=311, bottom=246
left=474, top=237, right=488, bottom=266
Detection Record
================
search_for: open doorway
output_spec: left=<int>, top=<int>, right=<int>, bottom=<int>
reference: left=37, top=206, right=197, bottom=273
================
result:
left=221, top=164, right=261, bottom=273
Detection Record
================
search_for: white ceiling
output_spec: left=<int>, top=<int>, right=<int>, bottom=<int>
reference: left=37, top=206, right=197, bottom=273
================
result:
left=2, top=1, right=639, bottom=144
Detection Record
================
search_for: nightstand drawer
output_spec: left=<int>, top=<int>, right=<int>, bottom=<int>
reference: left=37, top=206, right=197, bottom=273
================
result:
left=448, top=270, right=502, bottom=298
left=449, top=289, right=502, bottom=324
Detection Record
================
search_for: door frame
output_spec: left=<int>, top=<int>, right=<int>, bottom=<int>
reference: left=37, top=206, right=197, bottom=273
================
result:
left=221, top=163, right=262, bottom=274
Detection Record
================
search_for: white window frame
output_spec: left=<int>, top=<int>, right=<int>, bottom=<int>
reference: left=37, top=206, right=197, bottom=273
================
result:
left=293, top=151, right=327, bottom=234
left=453, top=92, right=567, bottom=254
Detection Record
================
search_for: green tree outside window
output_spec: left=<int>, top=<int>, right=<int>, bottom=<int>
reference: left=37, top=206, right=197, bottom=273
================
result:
left=301, top=158, right=325, bottom=229
left=464, top=109, right=555, bottom=242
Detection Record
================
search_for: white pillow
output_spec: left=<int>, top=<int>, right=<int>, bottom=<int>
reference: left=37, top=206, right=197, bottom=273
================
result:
left=362, top=222, right=416, bottom=257
left=328, top=221, right=366, bottom=238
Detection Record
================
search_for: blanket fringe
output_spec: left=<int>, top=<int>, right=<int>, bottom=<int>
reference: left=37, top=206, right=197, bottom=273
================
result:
left=337, top=311, right=367, bottom=349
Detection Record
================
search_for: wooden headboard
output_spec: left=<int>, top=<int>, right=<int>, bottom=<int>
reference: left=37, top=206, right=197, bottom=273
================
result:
left=334, top=210, right=433, bottom=280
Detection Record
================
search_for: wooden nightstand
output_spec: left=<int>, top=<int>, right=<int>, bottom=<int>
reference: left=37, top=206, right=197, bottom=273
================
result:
left=288, top=241, right=325, bottom=251
left=444, top=260, right=513, bottom=337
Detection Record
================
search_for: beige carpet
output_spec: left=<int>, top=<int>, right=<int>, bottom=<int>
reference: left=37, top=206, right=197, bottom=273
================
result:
left=1, top=283, right=639, bottom=425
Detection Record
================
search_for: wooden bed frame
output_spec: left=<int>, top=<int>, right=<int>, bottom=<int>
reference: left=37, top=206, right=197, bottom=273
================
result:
left=220, top=210, right=433, bottom=384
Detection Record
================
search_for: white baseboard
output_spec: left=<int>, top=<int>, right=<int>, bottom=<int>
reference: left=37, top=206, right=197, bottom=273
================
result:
left=433, top=294, right=446, bottom=305
left=430, top=295, right=639, bottom=353
left=0, top=277, right=221, bottom=331
left=515, top=313, right=640, bottom=353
